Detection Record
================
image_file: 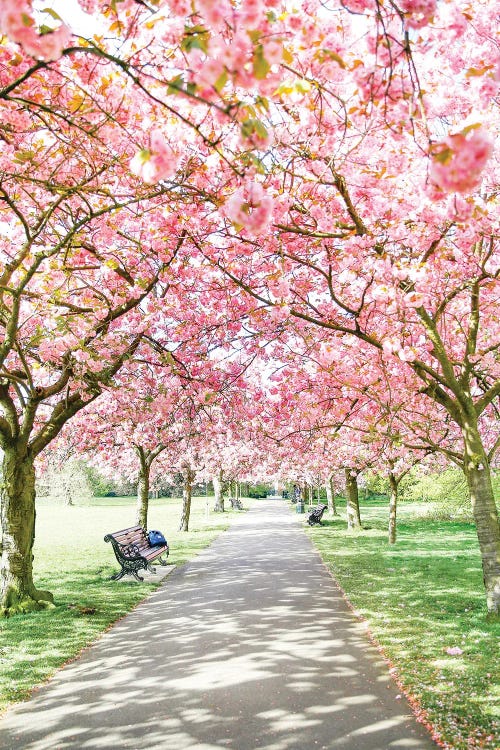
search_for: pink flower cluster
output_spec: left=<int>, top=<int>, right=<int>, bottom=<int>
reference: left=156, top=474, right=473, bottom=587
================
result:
left=341, top=0, right=375, bottom=13
left=77, top=0, right=98, bottom=12
left=429, top=128, right=493, bottom=194
left=399, top=0, right=437, bottom=29
left=223, top=180, right=274, bottom=236
left=130, top=130, right=180, bottom=184
left=0, top=0, right=71, bottom=61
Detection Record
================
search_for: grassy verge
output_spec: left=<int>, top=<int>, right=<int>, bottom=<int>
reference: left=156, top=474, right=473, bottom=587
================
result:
left=305, top=497, right=499, bottom=750
left=0, top=495, right=243, bottom=713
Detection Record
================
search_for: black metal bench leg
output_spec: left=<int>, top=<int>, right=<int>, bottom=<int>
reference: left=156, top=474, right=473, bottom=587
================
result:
left=147, top=564, right=157, bottom=574
left=156, top=555, right=169, bottom=566
left=132, top=570, right=144, bottom=582
left=110, top=569, right=126, bottom=581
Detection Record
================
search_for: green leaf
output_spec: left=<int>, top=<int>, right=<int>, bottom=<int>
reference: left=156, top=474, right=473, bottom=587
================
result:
left=240, top=119, right=255, bottom=139
left=247, top=30, right=262, bottom=44
left=240, top=118, right=268, bottom=143
left=214, top=69, right=228, bottom=93
left=461, top=123, right=481, bottom=136
left=321, top=48, right=346, bottom=69
left=40, top=7, right=63, bottom=21
left=254, top=120, right=268, bottom=140
left=433, top=147, right=453, bottom=164
left=253, top=44, right=271, bottom=80
left=181, top=25, right=210, bottom=55
left=248, top=153, right=266, bottom=174
left=13, top=150, right=35, bottom=164
left=255, top=96, right=270, bottom=112
left=167, top=74, right=185, bottom=95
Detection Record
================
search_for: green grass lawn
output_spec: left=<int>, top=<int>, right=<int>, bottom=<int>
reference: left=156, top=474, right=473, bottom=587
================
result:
left=0, top=495, right=241, bottom=714
left=305, top=497, right=500, bottom=750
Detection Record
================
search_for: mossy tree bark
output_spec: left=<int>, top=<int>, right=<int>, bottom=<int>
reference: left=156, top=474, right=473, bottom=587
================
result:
left=136, top=448, right=150, bottom=529
left=135, top=444, right=166, bottom=529
left=213, top=470, right=225, bottom=512
left=345, top=468, right=362, bottom=529
left=0, top=446, right=54, bottom=615
left=179, top=464, right=195, bottom=531
left=388, top=471, right=398, bottom=545
left=326, top=473, right=338, bottom=515
left=461, top=414, right=500, bottom=615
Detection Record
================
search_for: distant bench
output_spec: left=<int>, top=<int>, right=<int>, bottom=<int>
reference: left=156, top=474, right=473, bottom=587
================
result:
left=104, top=524, right=169, bottom=581
left=228, top=497, right=243, bottom=510
left=307, top=504, right=328, bottom=526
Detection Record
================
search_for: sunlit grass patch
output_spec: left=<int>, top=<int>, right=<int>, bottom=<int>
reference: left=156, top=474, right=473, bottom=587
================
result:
left=0, top=495, right=242, bottom=713
left=306, top=497, right=500, bottom=750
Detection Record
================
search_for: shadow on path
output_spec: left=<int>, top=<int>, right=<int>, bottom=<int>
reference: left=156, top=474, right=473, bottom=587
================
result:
left=0, top=500, right=437, bottom=749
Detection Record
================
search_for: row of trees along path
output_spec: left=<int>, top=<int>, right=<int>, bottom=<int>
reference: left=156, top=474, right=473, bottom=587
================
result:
left=0, top=0, right=498, bottom=617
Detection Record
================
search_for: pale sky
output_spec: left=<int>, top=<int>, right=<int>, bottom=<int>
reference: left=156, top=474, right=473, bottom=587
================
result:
left=36, top=0, right=97, bottom=37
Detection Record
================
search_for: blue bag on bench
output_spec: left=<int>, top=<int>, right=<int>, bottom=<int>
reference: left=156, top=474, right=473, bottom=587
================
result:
left=148, top=530, right=167, bottom=546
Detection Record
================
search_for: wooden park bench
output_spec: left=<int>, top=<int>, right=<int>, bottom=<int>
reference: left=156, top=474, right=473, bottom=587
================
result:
left=307, top=503, right=328, bottom=526
left=104, top=525, right=169, bottom=581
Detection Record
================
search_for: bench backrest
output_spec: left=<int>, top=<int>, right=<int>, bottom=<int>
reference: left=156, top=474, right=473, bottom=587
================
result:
left=108, top=525, right=148, bottom=548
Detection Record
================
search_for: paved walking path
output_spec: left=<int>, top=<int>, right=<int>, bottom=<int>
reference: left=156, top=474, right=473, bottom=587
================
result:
left=0, top=500, right=437, bottom=750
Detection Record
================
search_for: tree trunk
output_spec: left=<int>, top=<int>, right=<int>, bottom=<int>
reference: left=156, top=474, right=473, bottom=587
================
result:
left=326, top=473, right=338, bottom=515
left=388, top=471, right=398, bottom=544
left=345, top=468, right=362, bottom=529
left=63, top=476, right=74, bottom=507
left=135, top=449, right=150, bottom=528
left=213, top=471, right=224, bottom=512
left=179, top=466, right=195, bottom=531
left=308, top=484, right=313, bottom=506
left=462, top=415, right=500, bottom=616
left=0, top=448, right=54, bottom=616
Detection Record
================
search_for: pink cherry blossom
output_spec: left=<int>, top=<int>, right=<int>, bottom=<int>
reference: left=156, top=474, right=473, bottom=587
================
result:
left=130, top=130, right=180, bottom=184
left=429, top=128, right=494, bottom=194
left=223, top=181, right=274, bottom=236
left=399, top=0, right=436, bottom=29
left=0, top=0, right=71, bottom=61
left=165, top=0, right=191, bottom=15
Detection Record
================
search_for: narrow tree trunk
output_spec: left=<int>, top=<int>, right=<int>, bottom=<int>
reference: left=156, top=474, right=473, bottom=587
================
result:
left=213, top=471, right=224, bottom=512
left=179, top=466, right=195, bottom=531
left=345, top=468, right=361, bottom=529
left=135, top=448, right=150, bottom=528
left=462, top=416, right=500, bottom=616
left=63, top=476, right=74, bottom=507
left=308, top=484, right=313, bottom=506
left=388, top=472, right=398, bottom=544
left=63, top=480, right=73, bottom=505
left=0, top=448, right=54, bottom=616
left=326, top=473, right=338, bottom=515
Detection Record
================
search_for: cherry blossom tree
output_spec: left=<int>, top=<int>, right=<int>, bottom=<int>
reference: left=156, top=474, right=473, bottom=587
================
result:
left=181, top=2, right=499, bottom=611
left=0, top=0, right=498, bottom=619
